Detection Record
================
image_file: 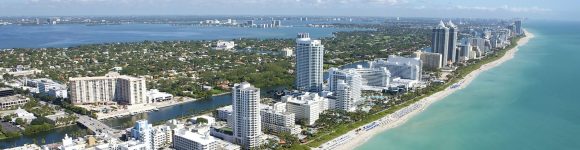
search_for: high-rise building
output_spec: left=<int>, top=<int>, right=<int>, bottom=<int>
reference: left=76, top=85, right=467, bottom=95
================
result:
left=447, top=21, right=459, bottom=63
left=458, top=38, right=472, bottom=62
left=69, top=72, right=147, bottom=105
left=418, top=52, right=443, bottom=70
left=295, top=33, right=324, bottom=92
left=515, top=20, right=523, bottom=35
left=431, top=21, right=450, bottom=66
left=431, top=20, right=459, bottom=66
left=470, top=37, right=488, bottom=55
left=335, top=80, right=359, bottom=112
left=232, top=82, right=262, bottom=149
left=328, top=68, right=363, bottom=110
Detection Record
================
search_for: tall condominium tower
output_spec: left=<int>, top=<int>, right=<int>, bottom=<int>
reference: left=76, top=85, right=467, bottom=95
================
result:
left=447, top=21, right=458, bottom=63
left=328, top=68, right=362, bottom=112
left=431, top=21, right=450, bottom=66
left=335, top=80, right=360, bottom=112
left=295, top=33, right=324, bottom=92
left=232, top=82, right=262, bottom=149
left=515, top=20, right=523, bottom=35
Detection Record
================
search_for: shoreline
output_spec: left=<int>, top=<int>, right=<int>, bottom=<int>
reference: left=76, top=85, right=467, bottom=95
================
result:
left=327, top=30, right=535, bottom=150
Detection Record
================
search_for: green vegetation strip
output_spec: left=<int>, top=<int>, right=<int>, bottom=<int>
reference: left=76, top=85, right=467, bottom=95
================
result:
left=306, top=36, right=524, bottom=148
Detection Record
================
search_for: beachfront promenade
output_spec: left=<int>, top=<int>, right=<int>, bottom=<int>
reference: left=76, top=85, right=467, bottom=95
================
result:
left=316, top=98, right=428, bottom=150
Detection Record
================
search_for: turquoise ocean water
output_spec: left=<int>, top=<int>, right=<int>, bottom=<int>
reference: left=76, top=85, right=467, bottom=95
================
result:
left=357, top=21, right=580, bottom=150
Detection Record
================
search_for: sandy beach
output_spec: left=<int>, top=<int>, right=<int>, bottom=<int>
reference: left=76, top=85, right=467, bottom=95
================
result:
left=322, top=30, right=535, bottom=150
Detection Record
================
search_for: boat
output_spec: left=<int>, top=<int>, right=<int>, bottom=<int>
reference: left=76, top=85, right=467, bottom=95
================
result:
left=153, top=108, right=160, bottom=111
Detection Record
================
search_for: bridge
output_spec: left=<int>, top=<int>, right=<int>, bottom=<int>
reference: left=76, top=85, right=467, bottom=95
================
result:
left=76, top=114, right=123, bottom=138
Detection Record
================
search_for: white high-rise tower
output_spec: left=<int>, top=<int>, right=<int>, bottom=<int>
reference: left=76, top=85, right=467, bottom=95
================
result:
left=232, top=82, right=262, bottom=149
left=335, top=80, right=360, bottom=112
left=295, top=33, right=324, bottom=92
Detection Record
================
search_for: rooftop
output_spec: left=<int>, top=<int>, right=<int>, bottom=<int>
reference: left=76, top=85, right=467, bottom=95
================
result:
left=174, top=127, right=216, bottom=145
left=0, top=95, right=29, bottom=103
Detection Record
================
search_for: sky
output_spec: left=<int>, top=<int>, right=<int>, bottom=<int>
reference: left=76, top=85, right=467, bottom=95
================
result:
left=0, top=0, right=577, bottom=20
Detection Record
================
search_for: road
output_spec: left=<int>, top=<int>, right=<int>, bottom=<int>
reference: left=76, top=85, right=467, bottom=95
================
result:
left=76, top=114, right=123, bottom=138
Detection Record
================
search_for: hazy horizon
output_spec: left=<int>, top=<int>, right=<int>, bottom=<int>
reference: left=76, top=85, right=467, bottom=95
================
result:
left=0, top=0, right=577, bottom=21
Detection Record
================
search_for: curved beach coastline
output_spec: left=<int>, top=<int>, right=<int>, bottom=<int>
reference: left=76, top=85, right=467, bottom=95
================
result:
left=327, top=30, right=535, bottom=150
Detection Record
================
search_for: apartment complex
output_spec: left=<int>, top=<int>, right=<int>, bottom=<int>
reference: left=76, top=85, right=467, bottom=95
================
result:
left=69, top=72, right=147, bottom=105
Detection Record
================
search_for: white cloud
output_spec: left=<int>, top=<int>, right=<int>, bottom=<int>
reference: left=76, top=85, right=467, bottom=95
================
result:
left=22, top=0, right=408, bottom=7
left=454, top=5, right=551, bottom=13
left=412, top=5, right=426, bottom=10
left=365, top=0, right=404, bottom=5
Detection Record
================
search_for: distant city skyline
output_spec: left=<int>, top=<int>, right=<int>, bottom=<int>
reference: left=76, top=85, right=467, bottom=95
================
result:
left=0, top=0, right=577, bottom=21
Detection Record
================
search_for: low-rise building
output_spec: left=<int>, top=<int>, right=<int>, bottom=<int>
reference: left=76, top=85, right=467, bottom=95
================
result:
left=5, top=144, right=42, bottom=150
left=0, top=95, right=30, bottom=110
left=95, top=138, right=144, bottom=150
left=173, top=126, right=218, bottom=150
left=37, top=79, right=67, bottom=96
left=281, top=47, right=293, bottom=57
left=216, top=139, right=241, bottom=150
left=214, top=40, right=235, bottom=50
left=216, top=105, right=232, bottom=121
left=0, top=87, right=15, bottom=97
left=282, top=92, right=329, bottom=126
left=260, top=103, right=301, bottom=135
left=59, top=134, right=87, bottom=150
left=48, top=89, right=68, bottom=99
left=12, top=107, right=36, bottom=123
left=117, top=140, right=148, bottom=150
left=146, top=89, right=173, bottom=103
left=152, top=125, right=173, bottom=149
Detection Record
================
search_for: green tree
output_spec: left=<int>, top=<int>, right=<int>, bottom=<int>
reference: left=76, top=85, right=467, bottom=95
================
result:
left=2, top=115, right=11, bottom=122
left=15, top=118, right=25, bottom=125
left=196, top=118, right=208, bottom=124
